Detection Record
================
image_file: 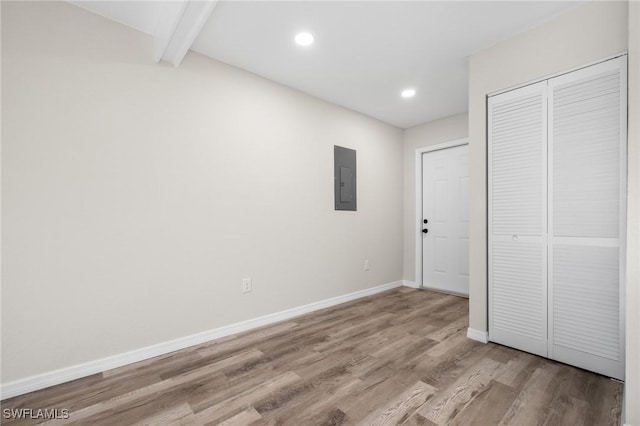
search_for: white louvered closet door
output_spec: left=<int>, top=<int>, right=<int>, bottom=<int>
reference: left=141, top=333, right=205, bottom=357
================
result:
left=488, top=82, right=548, bottom=358
left=548, top=57, right=626, bottom=380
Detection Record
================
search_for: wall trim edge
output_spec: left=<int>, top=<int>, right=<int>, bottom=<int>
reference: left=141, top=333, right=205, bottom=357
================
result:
left=467, top=327, right=489, bottom=344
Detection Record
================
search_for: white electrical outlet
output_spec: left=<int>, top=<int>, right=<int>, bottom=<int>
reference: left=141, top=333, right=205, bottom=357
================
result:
left=364, top=260, right=370, bottom=271
left=242, top=277, right=252, bottom=293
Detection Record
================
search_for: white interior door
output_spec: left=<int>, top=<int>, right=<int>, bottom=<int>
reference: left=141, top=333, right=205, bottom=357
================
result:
left=488, top=56, right=626, bottom=379
left=488, top=81, right=548, bottom=358
left=548, top=57, right=626, bottom=380
left=421, top=144, right=469, bottom=295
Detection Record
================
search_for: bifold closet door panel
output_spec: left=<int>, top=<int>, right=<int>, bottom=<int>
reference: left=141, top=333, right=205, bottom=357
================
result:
left=551, top=244, right=621, bottom=378
left=488, top=81, right=547, bottom=358
left=491, top=239, right=546, bottom=356
left=548, top=57, right=626, bottom=380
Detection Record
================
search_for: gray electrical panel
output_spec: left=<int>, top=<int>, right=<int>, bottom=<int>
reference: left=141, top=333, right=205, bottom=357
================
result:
left=334, top=145, right=356, bottom=211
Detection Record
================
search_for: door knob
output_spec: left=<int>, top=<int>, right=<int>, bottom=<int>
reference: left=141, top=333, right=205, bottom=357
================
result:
left=422, top=229, right=429, bottom=233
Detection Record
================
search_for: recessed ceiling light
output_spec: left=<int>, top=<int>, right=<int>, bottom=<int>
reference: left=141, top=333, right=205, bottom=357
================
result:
left=401, top=89, right=416, bottom=99
left=295, top=32, right=314, bottom=47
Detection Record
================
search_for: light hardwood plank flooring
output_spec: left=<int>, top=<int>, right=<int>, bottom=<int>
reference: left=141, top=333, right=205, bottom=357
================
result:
left=1, top=288, right=622, bottom=425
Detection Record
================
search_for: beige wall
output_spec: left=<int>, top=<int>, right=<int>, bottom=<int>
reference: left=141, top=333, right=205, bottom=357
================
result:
left=1, top=2, right=403, bottom=383
left=401, top=114, right=468, bottom=283
left=626, top=2, right=639, bottom=424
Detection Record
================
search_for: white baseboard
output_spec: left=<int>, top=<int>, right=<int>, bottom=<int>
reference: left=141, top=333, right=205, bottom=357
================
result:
left=466, top=327, right=489, bottom=344
left=402, top=280, right=418, bottom=288
left=1, top=280, right=403, bottom=400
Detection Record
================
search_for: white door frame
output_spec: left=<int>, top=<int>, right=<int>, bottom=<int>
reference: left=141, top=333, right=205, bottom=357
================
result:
left=415, top=138, right=469, bottom=290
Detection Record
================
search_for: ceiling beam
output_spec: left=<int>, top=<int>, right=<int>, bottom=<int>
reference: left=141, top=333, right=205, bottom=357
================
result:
left=153, top=0, right=219, bottom=67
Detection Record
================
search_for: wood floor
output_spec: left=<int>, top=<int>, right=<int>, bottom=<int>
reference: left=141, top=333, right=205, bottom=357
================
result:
left=1, top=288, right=622, bottom=425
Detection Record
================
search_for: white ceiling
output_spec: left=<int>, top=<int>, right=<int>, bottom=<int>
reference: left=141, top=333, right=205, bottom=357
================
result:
left=72, top=1, right=580, bottom=129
